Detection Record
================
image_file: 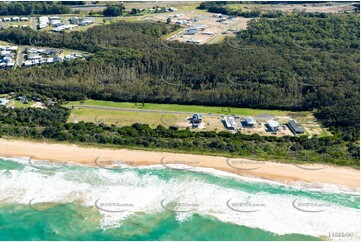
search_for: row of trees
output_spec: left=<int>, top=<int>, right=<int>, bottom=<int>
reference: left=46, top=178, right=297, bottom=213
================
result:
left=0, top=106, right=358, bottom=167
left=0, top=1, right=71, bottom=16
left=198, top=2, right=358, bottom=17
left=197, top=1, right=284, bottom=18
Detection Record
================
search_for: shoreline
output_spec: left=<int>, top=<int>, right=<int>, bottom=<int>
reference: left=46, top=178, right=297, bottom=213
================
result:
left=0, top=138, right=359, bottom=189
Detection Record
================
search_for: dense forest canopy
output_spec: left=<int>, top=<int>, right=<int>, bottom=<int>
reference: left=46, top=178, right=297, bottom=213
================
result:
left=0, top=1, right=71, bottom=15
left=0, top=12, right=359, bottom=144
left=239, top=15, right=359, bottom=50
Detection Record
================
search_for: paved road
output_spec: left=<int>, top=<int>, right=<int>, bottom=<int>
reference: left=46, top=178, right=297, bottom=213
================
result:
left=31, top=17, right=37, bottom=30
left=66, top=104, right=226, bottom=117
left=17, top=47, right=25, bottom=67
left=70, top=4, right=107, bottom=12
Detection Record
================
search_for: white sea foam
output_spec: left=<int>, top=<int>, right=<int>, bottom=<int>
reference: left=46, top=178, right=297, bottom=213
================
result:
left=2, top=156, right=358, bottom=194
left=0, top=157, right=359, bottom=239
left=139, top=163, right=360, bottom=195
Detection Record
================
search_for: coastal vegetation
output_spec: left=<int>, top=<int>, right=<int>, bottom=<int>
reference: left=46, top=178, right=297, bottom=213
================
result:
left=0, top=9, right=359, bottom=166
left=0, top=105, right=359, bottom=167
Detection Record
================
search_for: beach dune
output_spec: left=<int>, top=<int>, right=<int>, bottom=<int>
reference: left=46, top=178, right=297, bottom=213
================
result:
left=0, top=138, right=359, bottom=189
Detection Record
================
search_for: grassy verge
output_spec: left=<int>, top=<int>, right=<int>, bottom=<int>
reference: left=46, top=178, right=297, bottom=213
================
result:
left=65, top=99, right=302, bottom=116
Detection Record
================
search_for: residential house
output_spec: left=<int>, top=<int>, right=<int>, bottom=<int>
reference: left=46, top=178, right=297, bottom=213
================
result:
left=287, top=120, right=305, bottom=134
left=267, top=120, right=281, bottom=132
left=245, top=116, right=257, bottom=127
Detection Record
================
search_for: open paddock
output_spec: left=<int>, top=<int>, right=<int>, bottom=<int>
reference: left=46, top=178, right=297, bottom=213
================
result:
left=64, top=100, right=330, bottom=137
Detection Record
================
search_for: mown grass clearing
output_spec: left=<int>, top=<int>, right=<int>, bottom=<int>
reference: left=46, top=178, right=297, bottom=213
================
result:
left=65, top=99, right=303, bottom=117
left=65, top=100, right=331, bottom=137
left=68, top=108, right=192, bottom=128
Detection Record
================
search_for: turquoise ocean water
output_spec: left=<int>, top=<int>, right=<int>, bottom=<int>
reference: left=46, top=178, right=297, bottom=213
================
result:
left=0, top=157, right=359, bottom=241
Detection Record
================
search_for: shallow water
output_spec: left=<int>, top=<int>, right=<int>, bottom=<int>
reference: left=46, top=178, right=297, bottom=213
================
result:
left=0, top=157, right=359, bottom=240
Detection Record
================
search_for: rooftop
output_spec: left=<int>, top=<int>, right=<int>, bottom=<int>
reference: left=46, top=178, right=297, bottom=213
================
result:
left=288, top=120, right=305, bottom=133
left=267, top=120, right=280, bottom=128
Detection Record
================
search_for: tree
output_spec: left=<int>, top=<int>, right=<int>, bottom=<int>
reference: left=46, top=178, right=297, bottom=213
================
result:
left=130, top=8, right=140, bottom=15
left=103, top=4, right=125, bottom=17
left=166, top=17, right=171, bottom=24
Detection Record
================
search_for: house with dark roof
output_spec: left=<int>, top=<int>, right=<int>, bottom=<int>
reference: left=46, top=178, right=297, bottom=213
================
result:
left=287, top=120, right=305, bottom=134
left=191, top=113, right=203, bottom=127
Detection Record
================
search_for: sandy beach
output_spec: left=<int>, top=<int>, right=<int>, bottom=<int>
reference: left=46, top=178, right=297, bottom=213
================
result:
left=0, top=138, right=359, bottom=189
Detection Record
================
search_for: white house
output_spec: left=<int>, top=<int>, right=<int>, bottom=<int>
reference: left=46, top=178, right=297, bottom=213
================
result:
left=224, top=116, right=238, bottom=130
left=0, top=98, right=10, bottom=106
left=186, top=39, right=202, bottom=44
left=267, top=120, right=281, bottom=132
left=27, top=54, right=42, bottom=60
left=39, top=16, right=49, bottom=29
left=32, top=59, right=39, bottom=65
left=245, top=116, right=257, bottom=127
left=49, top=16, right=60, bottom=20
left=0, top=50, right=11, bottom=56
left=27, top=48, right=39, bottom=54
left=46, top=57, right=54, bottom=63
left=6, top=62, right=15, bottom=68
left=50, top=19, right=62, bottom=27
left=53, top=56, right=64, bottom=63
left=23, top=60, right=33, bottom=67
left=3, top=56, right=12, bottom=62
left=7, top=46, right=18, bottom=51
left=39, top=58, right=47, bottom=64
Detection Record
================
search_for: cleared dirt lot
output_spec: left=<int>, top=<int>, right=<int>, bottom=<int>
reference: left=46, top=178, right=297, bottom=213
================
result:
left=147, top=10, right=250, bottom=45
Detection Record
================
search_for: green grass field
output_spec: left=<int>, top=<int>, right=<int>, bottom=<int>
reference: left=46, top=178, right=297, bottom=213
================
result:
left=64, top=100, right=332, bottom=137
left=65, top=99, right=302, bottom=116
left=69, top=108, right=191, bottom=128
left=13, top=100, right=35, bottom=108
